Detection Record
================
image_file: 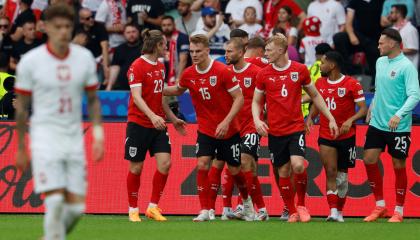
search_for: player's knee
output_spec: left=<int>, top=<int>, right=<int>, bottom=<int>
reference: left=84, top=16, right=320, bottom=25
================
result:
left=158, top=160, right=171, bottom=173
left=197, top=160, right=209, bottom=170
left=292, top=163, right=304, bottom=174
left=325, top=167, right=337, bottom=179
left=129, top=162, right=143, bottom=175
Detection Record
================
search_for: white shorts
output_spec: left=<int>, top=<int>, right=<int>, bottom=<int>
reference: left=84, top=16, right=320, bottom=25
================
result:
left=30, top=130, right=87, bottom=196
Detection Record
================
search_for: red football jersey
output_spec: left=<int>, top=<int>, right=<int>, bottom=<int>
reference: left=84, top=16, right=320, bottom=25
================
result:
left=179, top=60, right=240, bottom=139
left=315, top=75, right=365, bottom=140
left=255, top=60, right=311, bottom=136
left=245, top=57, right=269, bottom=68
left=127, top=56, right=166, bottom=128
left=228, top=63, right=262, bottom=137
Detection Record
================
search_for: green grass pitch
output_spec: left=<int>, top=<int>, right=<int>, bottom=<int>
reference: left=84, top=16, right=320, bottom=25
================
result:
left=2, top=215, right=420, bottom=240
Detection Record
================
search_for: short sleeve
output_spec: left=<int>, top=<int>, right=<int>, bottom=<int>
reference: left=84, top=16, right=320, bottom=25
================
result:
left=381, top=2, right=390, bottom=17
left=127, top=61, right=143, bottom=88
left=289, top=27, right=298, bottom=38
left=94, top=1, right=109, bottom=23
left=255, top=71, right=265, bottom=93
left=111, top=47, right=122, bottom=66
left=85, top=52, right=99, bottom=90
left=402, top=27, right=419, bottom=50
left=96, top=23, right=109, bottom=42
left=178, top=33, right=190, bottom=54
left=336, top=3, right=346, bottom=25
left=151, top=0, right=165, bottom=17
left=300, top=66, right=311, bottom=86
left=15, top=56, right=34, bottom=95
left=178, top=70, right=189, bottom=89
left=351, top=80, right=365, bottom=102
left=222, top=68, right=240, bottom=92
left=314, top=78, right=321, bottom=90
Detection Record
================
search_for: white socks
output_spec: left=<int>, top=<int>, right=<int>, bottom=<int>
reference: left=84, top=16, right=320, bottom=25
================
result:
left=336, top=172, right=348, bottom=198
left=376, top=200, right=386, bottom=207
left=63, top=203, right=85, bottom=234
left=44, top=194, right=65, bottom=240
left=395, top=206, right=403, bottom=215
left=148, top=203, right=157, bottom=209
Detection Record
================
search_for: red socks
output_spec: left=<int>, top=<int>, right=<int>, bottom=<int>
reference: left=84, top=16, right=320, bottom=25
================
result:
left=127, top=171, right=141, bottom=208
left=197, top=169, right=210, bottom=210
left=233, top=171, right=249, bottom=200
left=208, top=167, right=223, bottom=210
left=337, top=197, right=346, bottom=211
left=394, top=167, right=407, bottom=206
left=244, top=171, right=266, bottom=209
left=150, top=170, right=169, bottom=204
left=279, top=177, right=297, bottom=214
left=327, top=191, right=338, bottom=209
left=294, top=170, right=308, bottom=206
left=222, top=169, right=234, bottom=208
left=365, top=163, right=384, bottom=201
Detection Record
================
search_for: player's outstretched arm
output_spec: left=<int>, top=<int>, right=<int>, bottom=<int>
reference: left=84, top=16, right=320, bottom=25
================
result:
left=215, top=88, right=244, bottom=139
left=305, top=104, right=319, bottom=135
left=304, top=84, right=339, bottom=138
left=341, top=100, right=368, bottom=135
left=163, top=85, right=187, bottom=96
left=162, top=97, right=186, bottom=136
left=15, top=93, right=31, bottom=172
left=87, top=89, right=104, bottom=162
left=252, top=90, right=269, bottom=137
left=131, top=86, right=166, bottom=130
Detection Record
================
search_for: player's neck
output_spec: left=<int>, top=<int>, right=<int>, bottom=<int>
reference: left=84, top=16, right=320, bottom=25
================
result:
left=197, top=57, right=212, bottom=71
left=387, top=49, right=402, bottom=59
left=273, top=56, right=289, bottom=69
left=328, top=71, right=343, bottom=81
left=143, top=53, right=158, bottom=63
left=233, top=58, right=247, bottom=71
left=47, top=41, right=70, bottom=59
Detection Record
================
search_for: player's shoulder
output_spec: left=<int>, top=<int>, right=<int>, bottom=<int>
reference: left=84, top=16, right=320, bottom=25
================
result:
left=182, top=64, right=196, bottom=76
left=290, top=60, right=308, bottom=71
left=316, top=76, right=328, bottom=85
left=344, top=75, right=360, bottom=85
left=376, top=56, right=388, bottom=64
left=248, top=63, right=262, bottom=72
left=20, top=44, right=46, bottom=63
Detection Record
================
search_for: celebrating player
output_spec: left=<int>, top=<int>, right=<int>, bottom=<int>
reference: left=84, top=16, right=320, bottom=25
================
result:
left=125, top=29, right=186, bottom=222
left=164, top=34, right=254, bottom=222
left=223, top=38, right=268, bottom=221
left=15, top=4, right=104, bottom=239
left=252, top=33, right=339, bottom=223
left=363, top=28, right=420, bottom=223
left=305, top=51, right=367, bottom=222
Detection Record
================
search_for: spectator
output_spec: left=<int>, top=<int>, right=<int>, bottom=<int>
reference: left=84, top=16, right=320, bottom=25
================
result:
left=192, top=0, right=223, bottom=31
left=0, top=52, right=13, bottom=100
left=299, top=16, right=326, bottom=66
left=161, top=15, right=189, bottom=85
left=239, top=6, right=263, bottom=38
left=175, top=0, right=201, bottom=35
left=126, top=0, right=165, bottom=30
left=270, top=6, right=298, bottom=46
left=0, top=76, right=15, bottom=120
left=262, top=0, right=306, bottom=32
left=95, top=0, right=127, bottom=49
left=225, top=0, right=262, bottom=28
left=81, top=0, right=104, bottom=13
left=107, top=24, right=142, bottom=90
left=77, top=8, right=110, bottom=84
left=380, top=0, right=415, bottom=27
left=192, top=7, right=230, bottom=59
left=10, top=21, right=40, bottom=70
left=307, top=0, right=346, bottom=45
left=333, top=0, right=384, bottom=82
left=10, top=0, right=36, bottom=42
left=390, top=4, right=419, bottom=68
left=0, top=17, right=13, bottom=59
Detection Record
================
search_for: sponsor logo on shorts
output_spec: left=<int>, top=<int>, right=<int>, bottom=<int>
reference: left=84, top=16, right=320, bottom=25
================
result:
left=129, top=147, right=137, bottom=157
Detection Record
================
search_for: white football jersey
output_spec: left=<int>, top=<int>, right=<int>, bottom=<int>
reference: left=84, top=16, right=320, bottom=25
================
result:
left=15, top=44, right=98, bottom=140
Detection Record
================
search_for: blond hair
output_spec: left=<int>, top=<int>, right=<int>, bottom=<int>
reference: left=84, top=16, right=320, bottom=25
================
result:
left=190, top=34, right=210, bottom=48
left=266, top=33, right=288, bottom=49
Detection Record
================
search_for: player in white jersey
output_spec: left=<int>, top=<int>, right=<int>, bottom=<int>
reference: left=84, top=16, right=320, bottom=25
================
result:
left=15, top=4, right=104, bottom=240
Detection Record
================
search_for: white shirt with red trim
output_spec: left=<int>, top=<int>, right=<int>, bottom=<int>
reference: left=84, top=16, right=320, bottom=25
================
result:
left=15, top=43, right=98, bottom=138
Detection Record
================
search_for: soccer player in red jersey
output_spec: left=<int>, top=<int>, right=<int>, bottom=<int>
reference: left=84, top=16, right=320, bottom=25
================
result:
left=244, top=36, right=269, bottom=68
left=222, top=38, right=268, bottom=221
left=252, top=33, right=339, bottom=223
left=125, top=29, right=186, bottom=222
left=305, top=51, right=367, bottom=222
left=164, top=34, right=254, bottom=222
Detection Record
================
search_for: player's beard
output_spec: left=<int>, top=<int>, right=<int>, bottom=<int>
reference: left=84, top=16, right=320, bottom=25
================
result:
left=227, top=57, right=239, bottom=65
left=320, top=70, right=329, bottom=77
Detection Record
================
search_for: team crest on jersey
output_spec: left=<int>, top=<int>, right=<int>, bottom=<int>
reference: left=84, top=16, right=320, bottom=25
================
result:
left=57, top=65, right=71, bottom=81
left=338, top=88, right=346, bottom=97
left=210, top=76, right=217, bottom=86
left=290, top=72, right=299, bottom=82
left=390, top=70, right=397, bottom=79
left=129, top=147, right=137, bottom=157
left=244, top=78, right=252, bottom=88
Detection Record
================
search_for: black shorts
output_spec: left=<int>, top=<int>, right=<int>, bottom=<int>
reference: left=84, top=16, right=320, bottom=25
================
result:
left=196, top=132, right=241, bottom=167
left=124, top=122, right=171, bottom=162
left=364, top=126, right=411, bottom=159
left=318, top=136, right=356, bottom=169
left=241, top=133, right=261, bottom=161
left=268, top=131, right=306, bottom=167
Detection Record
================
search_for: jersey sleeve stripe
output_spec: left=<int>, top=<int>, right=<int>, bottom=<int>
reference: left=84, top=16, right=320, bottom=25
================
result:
left=15, top=88, right=32, bottom=95
left=227, top=84, right=240, bottom=92
left=354, top=97, right=365, bottom=102
left=130, top=83, right=142, bottom=88
left=84, top=84, right=98, bottom=91
left=255, top=88, right=264, bottom=93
